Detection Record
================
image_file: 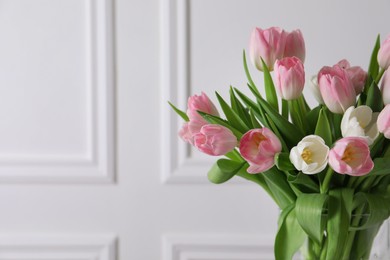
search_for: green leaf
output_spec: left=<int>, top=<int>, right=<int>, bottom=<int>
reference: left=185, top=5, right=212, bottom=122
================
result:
left=233, top=88, right=267, bottom=126
left=256, top=94, right=304, bottom=146
left=288, top=99, right=305, bottom=133
left=263, top=167, right=296, bottom=208
left=249, top=108, right=261, bottom=128
left=350, top=192, right=390, bottom=230
left=275, top=152, right=295, bottom=171
left=168, top=101, right=189, bottom=121
left=242, top=50, right=260, bottom=96
left=215, top=91, right=250, bottom=133
left=281, top=99, right=289, bottom=119
left=364, top=34, right=381, bottom=94
left=366, top=81, right=384, bottom=112
left=296, top=193, right=329, bottom=244
left=264, top=114, right=288, bottom=152
left=229, top=86, right=253, bottom=128
left=306, top=105, right=322, bottom=133
left=288, top=172, right=320, bottom=194
left=197, top=111, right=243, bottom=139
left=208, top=159, right=246, bottom=184
left=261, top=58, right=279, bottom=110
left=275, top=204, right=307, bottom=260
left=370, top=133, right=385, bottom=158
left=326, top=188, right=354, bottom=260
left=315, top=108, right=333, bottom=146
left=369, top=157, right=390, bottom=176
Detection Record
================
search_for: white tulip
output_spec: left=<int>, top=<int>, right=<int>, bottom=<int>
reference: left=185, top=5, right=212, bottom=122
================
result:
left=289, top=135, right=329, bottom=174
left=341, top=106, right=379, bottom=145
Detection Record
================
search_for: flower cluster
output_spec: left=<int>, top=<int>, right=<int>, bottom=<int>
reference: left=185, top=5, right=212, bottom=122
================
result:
left=170, top=27, right=390, bottom=260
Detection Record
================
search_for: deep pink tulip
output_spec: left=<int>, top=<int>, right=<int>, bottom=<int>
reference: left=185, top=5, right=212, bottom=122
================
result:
left=274, top=57, right=305, bottom=100
left=377, top=104, right=390, bottom=138
left=193, top=125, right=237, bottom=156
left=249, top=27, right=287, bottom=71
left=239, top=128, right=282, bottom=173
left=328, top=137, right=373, bottom=176
left=337, top=59, right=367, bottom=94
left=378, top=35, right=390, bottom=70
left=318, top=65, right=356, bottom=114
left=284, top=29, right=306, bottom=63
left=381, top=69, right=390, bottom=105
left=186, top=92, right=219, bottom=134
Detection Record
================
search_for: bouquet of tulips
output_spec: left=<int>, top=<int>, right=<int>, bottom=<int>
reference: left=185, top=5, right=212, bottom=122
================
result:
left=169, top=27, right=390, bottom=260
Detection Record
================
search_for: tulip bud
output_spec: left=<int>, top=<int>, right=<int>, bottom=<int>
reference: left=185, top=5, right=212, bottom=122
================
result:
left=187, top=92, right=219, bottom=134
left=318, top=65, right=356, bottom=114
left=193, top=125, right=237, bottom=156
left=239, top=128, right=282, bottom=173
left=328, top=137, right=374, bottom=176
left=381, top=69, right=390, bottom=104
left=309, top=75, right=324, bottom=104
left=179, top=122, right=193, bottom=145
left=274, top=57, right=305, bottom=100
left=377, top=104, right=390, bottom=138
left=249, top=27, right=287, bottom=71
left=378, top=35, right=390, bottom=70
left=284, top=29, right=306, bottom=63
left=337, top=59, right=367, bottom=94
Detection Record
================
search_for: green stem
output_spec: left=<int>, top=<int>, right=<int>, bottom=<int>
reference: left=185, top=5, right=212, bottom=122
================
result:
left=321, top=167, right=334, bottom=194
left=341, top=205, right=367, bottom=260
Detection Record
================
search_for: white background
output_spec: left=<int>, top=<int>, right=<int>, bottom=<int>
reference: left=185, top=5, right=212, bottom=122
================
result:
left=0, top=0, right=388, bottom=259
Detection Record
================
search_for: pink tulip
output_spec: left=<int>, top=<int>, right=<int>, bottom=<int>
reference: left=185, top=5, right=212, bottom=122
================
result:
left=318, top=65, right=356, bottom=114
left=337, top=59, right=367, bottom=94
left=377, top=104, right=390, bottom=138
left=284, top=29, right=306, bottom=63
left=274, top=57, right=305, bottom=100
left=187, top=92, right=219, bottom=134
left=179, top=122, right=193, bottom=145
left=250, top=27, right=287, bottom=71
left=378, top=34, right=390, bottom=70
left=239, top=128, right=282, bottom=173
left=381, top=69, right=390, bottom=105
left=193, top=124, right=237, bottom=156
left=328, top=137, right=373, bottom=176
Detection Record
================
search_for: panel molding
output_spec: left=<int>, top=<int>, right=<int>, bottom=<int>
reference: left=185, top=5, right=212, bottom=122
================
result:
left=162, top=234, right=274, bottom=260
left=160, top=0, right=245, bottom=184
left=0, top=234, right=117, bottom=260
left=0, top=0, right=115, bottom=183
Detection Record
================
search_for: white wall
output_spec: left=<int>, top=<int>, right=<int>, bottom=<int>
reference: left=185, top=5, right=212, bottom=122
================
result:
left=0, top=0, right=388, bottom=259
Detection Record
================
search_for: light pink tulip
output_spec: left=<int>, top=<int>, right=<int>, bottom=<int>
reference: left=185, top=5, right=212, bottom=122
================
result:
left=193, top=124, right=237, bottom=156
left=179, top=122, right=193, bottom=145
left=318, top=65, right=356, bottom=114
left=328, top=137, right=373, bottom=176
left=239, top=128, right=282, bottom=173
left=337, top=59, right=367, bottom=94
left=284, top=29, right=306, bottom=63
left=250, top=27, right=287, bottom=71
left=377, top=104, right=390, bottom=138
left=187, top=92, right=219, bottom=134
left=378, top=35, right=390, bottom=70
left=381, top=69, right=390, bottom=105
left=274, top=57, right=305, bottom=100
